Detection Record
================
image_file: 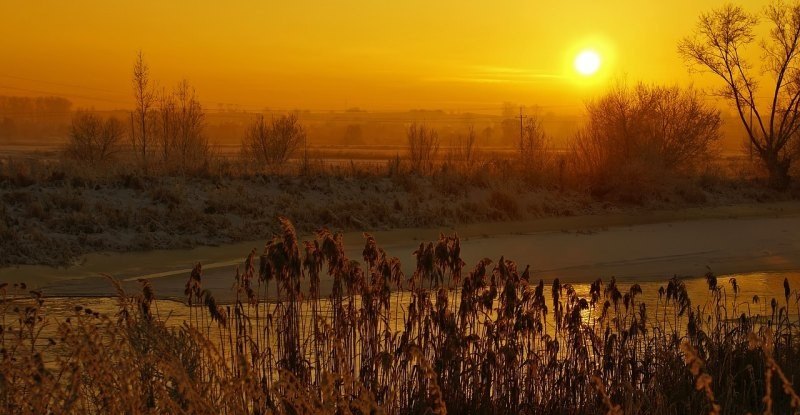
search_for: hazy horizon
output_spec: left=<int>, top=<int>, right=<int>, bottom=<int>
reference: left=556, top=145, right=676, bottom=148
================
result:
left=0, top=0, right=773, bottom=114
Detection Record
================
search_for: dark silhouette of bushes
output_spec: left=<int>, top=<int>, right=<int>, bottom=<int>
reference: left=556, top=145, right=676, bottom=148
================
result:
left=487, top=189, right=520, bottom=219
left=572, top=82, right=721, bottom=199
left=242, top=113, right=306, bottom=168
left=2, top=220, right=799, bottom=414
left=64, top=111, right=126, bottom=167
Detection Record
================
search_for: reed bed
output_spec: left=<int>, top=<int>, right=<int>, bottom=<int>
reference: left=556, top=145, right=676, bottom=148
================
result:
left=2, top=218, right=800, bottom=414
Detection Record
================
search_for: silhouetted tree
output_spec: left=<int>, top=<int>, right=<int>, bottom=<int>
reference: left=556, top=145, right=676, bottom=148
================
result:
left=242, top=113, right=306, bottom=167
left=680, top=2, right=800, bottom=189
left=518, top=114, right=551, bottom=177
left=407, top=122, right=439, bottom=174
left=150, top=79, right=209, bottom=173
left=457, top=125, right=478, bottom=165
left=156, top=87, right=176, bottom=164
left=445, top=125, right=480, bottom=175
left=65, top=111, right=125, bottom=166
left=131, top=50, right=156, bottom=173
left=172, top=80, right=208, bottom=172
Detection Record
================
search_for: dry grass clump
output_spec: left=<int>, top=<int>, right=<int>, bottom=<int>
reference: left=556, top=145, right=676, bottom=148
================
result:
left=487, top=189, right=520, bottom=219
left=2, top=218, right=800, bottom=414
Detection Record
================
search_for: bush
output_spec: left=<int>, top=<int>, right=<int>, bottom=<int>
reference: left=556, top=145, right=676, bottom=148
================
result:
left=572, top=82, right=721, bottom=197
left=242, top=113, right=306, bottom=168
left=64, top=111, right=125, bottom=167
left=488, top=189, right=520, bottom=219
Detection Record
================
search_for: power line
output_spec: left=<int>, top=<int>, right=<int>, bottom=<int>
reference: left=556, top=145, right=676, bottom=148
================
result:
left=0, top=74, right=126, bottom=96
left=0, top=80, right=587, bottom=115
left=0, top=85, right=130, bottom=106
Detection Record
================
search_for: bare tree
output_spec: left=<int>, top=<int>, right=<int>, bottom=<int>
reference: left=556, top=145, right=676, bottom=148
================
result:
left=407, top=122, right=439, bottom=174
left=173, top=80, right=208, bottom=172
left=150, top=80, right=209, bottom=173
left=458, top=125, right=478, bottom=164
left=518, top=114, right=551, bottom=174
left=445, top=125, right=481, bottom=174
left=131, top=50, right=156, bottom=173
left=679, top=2, right=800, bottom=189
left=242, top=113, right=306, bottom=167
left=156, top=87, right=176, bottom=164
left=65, top=111, right=125, bottom=166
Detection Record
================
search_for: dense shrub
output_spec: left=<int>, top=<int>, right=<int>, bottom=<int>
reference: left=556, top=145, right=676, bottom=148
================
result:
left=572, top=82, right=721, bottom=198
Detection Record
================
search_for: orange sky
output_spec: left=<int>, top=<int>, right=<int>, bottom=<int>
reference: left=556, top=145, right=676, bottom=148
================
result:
left=0, top=0, right=772, bottom=113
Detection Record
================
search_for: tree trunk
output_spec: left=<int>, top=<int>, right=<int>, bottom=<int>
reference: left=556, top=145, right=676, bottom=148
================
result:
left=765, top=153, right=791, bottom=190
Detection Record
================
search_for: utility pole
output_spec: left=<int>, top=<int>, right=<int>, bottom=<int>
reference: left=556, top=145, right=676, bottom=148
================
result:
left=518, top=106, right=528, bottom=151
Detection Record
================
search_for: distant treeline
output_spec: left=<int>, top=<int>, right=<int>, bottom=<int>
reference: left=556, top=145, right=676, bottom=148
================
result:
left=0, top=95, right=748, bottom=152
left=0, top=95, right=72, bottom=141
left=208, top=108, right=584, bottom=148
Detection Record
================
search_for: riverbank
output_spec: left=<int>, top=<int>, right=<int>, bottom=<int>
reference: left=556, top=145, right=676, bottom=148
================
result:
left=3, top=171, right=797, bottom=267
left=4, top=200, right=800, bottom=302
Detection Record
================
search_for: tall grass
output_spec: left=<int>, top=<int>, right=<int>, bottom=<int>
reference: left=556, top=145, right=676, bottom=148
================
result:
left=2, top=218, right=800, bottom=414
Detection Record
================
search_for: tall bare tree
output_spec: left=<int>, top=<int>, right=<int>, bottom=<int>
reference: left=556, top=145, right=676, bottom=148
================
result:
left=156, top=87, right=176, bottom=164
left=679, top=2, right=800, bottom=189
left=148, top=80, right=209, bottom=173
left=454, top=125, right=478, bottom=165
left=132, top=50, right=155, bottom=173
left=173, top=80, right=208, bottom=172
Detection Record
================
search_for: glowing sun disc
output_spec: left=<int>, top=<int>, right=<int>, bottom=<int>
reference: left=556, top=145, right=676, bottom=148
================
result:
left=574, top=50, right=601, bottom=76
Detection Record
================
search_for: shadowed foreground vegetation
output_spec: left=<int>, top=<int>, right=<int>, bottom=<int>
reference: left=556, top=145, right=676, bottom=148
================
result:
left=2, top=219, right=800, bottom=414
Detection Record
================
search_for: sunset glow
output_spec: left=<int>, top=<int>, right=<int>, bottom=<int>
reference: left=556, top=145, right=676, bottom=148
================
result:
left=0, top=0, right=772, bottom=112
left=574, top=50, right=601, bottom=76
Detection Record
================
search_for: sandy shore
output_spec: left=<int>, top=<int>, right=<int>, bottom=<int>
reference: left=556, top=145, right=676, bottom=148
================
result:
left=3, top=200, right=800, bottom=302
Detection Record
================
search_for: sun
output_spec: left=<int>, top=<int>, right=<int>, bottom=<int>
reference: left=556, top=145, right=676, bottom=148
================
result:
left=574, top=49, right=601, bottom=76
